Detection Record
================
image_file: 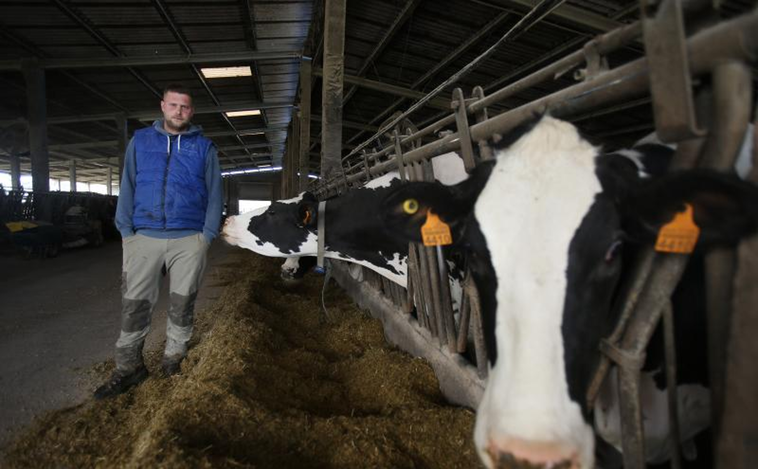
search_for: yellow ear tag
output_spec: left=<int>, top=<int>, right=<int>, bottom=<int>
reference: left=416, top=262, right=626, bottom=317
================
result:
left=421, top=211, right=453, bottom=246
left=655, top=203, right=700, bottom=254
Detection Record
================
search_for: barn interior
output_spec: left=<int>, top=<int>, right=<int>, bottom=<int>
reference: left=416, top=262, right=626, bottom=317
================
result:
left=1, top=0, right=758, bottom=468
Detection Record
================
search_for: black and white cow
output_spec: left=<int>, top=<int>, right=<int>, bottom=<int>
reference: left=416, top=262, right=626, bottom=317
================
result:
left=222, top=151, right=468, bottom=287
left=380, top=116, right=758, bottom=469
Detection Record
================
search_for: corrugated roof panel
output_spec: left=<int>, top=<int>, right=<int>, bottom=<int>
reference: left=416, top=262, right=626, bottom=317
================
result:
left=253, top=2, right=313, bottom=22
left=162, top=3, right=244, bottom=24
left=9, top=28, right=100, bottom=46
left=0, top=4, right=72, bottom=27
left=98, top=27, right=177, bottom=44
left=191, top=41, right=250, bottom=54
left=73, top=4, right=164, bottom=25
left=181, top=25, right=246, bottom=42
left=248, top=38, right=304, bottom=50
left=256, top=22, right=310, bottom=39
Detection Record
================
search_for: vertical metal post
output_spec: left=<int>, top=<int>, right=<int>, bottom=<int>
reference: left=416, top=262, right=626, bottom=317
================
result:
left=22, top=58, right=49, bottom=194
left=292, top=114, right=301, bottom=194
left=716, top=113, right=758, bottom=467
left=107, top=166, right=113, bottom=195
left=393, top=129, right=406, bottom=182
left=115, top=113, right=128, bottom=186
left=471, top=86, right=494, bottom=161
left=299, top=57, right=313, bottom=192
left=452, top=88, right=477, bottom=172
left=69, top=160, right=77, bottom=192
left=320, top=0, right=346, bottom=182
left=10, top=154, right=21, bottom=190
left=700, top=60, right=752, bottom=450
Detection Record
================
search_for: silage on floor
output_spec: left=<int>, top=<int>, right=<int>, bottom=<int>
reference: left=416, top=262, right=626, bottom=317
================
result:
left=4, top=252, right=479, bottom=468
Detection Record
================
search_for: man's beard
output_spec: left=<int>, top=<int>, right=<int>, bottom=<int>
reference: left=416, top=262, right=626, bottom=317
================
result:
left=165, top=117, right=190, bottom=132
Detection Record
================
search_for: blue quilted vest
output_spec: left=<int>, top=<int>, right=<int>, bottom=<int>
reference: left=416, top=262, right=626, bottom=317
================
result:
left=131, top=125, right=213, bottom=231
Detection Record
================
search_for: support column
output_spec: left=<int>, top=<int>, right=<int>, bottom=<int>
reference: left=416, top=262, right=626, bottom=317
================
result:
left=320, top=0, right=346, bottom=183
left=10, top=154, right=21, bottom=190
left=22, top=58, right=49, bottom=193
left=291, top=112, right=301, bottom=194
left=115, top=113, right=128, bottom=184
left=107, top=166, right=113, bottom=195
left=299, top=57, right=312, bottom=191
left=69, top=160, right=77, bottom=192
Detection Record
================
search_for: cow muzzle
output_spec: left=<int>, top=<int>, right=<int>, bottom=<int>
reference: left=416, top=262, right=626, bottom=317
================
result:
left=487, top=438, right=581, bottom=469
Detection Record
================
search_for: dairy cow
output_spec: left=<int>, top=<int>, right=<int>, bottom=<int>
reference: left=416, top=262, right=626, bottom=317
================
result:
left=380, top=116, right=758, bottom=469
left=222, top=151, right=468, bottom=287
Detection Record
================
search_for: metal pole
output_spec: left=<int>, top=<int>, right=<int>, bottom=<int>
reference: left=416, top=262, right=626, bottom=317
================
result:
left=320, top=0, right=346, bottom=183
left=322, top=11, right=758, bottom=194
left=299, top=58, right=312, bottom=191
left=107, top=167, right=113, bottom=196
left=10, top=154, right=21, bottom=190
left=115, top=113, right=128, bottom=185
left=700, top=61, right=752, bottom=444
left=22, top=58, right=50, bottom=194
left=69, top=160, right=77, bottom=192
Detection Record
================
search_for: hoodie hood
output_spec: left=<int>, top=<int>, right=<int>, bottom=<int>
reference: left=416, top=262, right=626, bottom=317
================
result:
left=151, top=119, right=203, bottom=137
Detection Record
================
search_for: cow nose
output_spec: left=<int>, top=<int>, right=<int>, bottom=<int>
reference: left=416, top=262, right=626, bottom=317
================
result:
left=488, top=438, right=580, bottom=469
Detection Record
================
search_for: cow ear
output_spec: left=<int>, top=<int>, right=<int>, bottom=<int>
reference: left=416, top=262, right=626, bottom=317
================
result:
left=297, top=200, right=317, bottom=228
left=622, top=169, right=758, bottom=246
left=381, top=161, right=495, bottom=243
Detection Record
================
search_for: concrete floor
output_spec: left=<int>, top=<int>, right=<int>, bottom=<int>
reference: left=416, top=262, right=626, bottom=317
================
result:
left=0, top=239, right=233, bottom=452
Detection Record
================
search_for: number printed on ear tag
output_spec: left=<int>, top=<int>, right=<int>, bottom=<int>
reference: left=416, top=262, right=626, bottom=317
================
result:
left=421, top=211, right=452, bottom=246
left=655, top=203, right=700, bottom=254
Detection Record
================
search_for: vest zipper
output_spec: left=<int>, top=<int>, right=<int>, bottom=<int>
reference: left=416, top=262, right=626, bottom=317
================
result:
left=162, top=135, right=172, bottom=229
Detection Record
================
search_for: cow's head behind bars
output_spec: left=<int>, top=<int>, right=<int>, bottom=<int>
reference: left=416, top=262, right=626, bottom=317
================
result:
left=380, top=116, right=758, bottom=469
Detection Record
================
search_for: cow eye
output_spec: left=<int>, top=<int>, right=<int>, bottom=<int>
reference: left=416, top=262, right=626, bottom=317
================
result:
left=605, top=240, right=624, bottom=262
left=403, top=198, right=419, bottom=215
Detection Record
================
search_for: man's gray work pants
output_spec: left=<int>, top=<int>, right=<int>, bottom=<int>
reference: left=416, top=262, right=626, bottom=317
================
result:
left=115, top=233, right=209, bottom=373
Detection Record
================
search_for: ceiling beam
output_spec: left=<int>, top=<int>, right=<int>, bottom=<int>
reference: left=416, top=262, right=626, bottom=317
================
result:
left=341, top=0, right=423, bottom=105
left=503, top=0, right=623, bottom=32
left=51, top=0, right=161, bottom=98
left=313, top=68, right=450, bottom=110
left=0, top=100, right=294, bottom=126
left=344, top=9, right=512, bottom=146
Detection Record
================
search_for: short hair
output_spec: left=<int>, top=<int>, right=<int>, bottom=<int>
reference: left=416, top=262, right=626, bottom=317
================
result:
left=163, top=83, right=193, bottom=100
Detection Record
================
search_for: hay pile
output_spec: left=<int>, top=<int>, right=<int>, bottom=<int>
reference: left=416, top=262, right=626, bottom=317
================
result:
left=4, top=252, right=479, bottom=468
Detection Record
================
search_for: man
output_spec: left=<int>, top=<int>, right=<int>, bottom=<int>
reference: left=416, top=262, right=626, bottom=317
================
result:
left=94, top=83, right=223, bottom=399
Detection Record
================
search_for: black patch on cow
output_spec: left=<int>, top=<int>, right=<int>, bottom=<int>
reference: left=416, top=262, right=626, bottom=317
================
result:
left=632, top=143, right=674, bottom=177
left=462, top=218, right=500, bottom=366
left=562, top=191, right=625, bottom=416
left=643, top=252, right=709, bottom=390
left=322, top=178, right=410, bottom=275
left=247, top=199, right=314, bottom=254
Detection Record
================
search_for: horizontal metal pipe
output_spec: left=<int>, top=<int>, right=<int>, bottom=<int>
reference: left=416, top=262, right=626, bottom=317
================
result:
left=331, top=10, right=758, bottom=189
left=344, top=20, right=643, bottom=173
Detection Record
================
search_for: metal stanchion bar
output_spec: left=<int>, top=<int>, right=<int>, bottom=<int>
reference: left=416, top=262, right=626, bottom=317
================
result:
left=322, top=11, right=758, bottom=194
left=342, top=21, right=642, bottom=178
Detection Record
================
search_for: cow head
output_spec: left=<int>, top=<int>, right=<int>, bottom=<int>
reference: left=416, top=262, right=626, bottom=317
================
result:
left=222, top=192, right=320, bottom=256
left=381, top=116, right=758, bottom=469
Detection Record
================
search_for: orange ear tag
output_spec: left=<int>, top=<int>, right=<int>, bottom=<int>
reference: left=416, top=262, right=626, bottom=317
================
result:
left=655, top=203, right=700, bottom=254
left=421, top=211, right=453, bottom=247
